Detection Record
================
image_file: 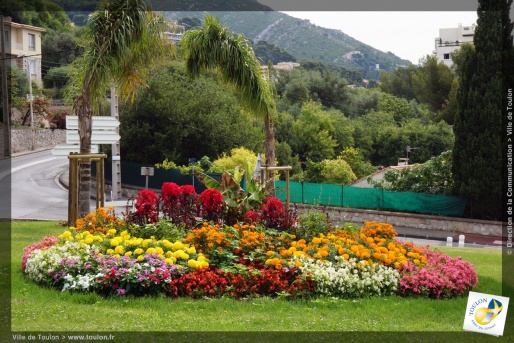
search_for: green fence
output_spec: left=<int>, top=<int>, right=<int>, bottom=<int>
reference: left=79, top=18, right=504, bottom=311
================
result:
left=274, top=181, right=467, bottom=217
left=94, top=160, right=222, bottom=194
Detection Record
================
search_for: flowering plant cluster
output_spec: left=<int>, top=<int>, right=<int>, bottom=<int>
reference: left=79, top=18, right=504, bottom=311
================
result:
left=126, top=183, right=222, bottom=227
left=299, top=256, right=400, bottom=297
left=127, top=189, right=160, bottom=224
left=75, top=206, right=125, bottom=235
left=168, top=266, right=315, bottom=299
left=22, top=204, right=479, bottom=299
left=22, top=235, right=59, bottom=271
left=398, top=249, right=478, bottom=299
left=257, top=197, right=297, bottom=231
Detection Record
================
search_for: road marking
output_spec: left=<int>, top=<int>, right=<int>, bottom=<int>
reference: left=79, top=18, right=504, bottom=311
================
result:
left=0, top=157, right=61, bottom=181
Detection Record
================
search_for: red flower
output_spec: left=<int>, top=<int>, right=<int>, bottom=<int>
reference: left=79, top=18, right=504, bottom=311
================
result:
left=244, top=211, right=261, bottom=224
left=200, top=189, right=224, bottom=215
left=260, top=197, right=285, bottom=229
left=162, top=182, right=182, bottom=199
left=180, top=185, right=196, bottom=196
left=134, top=189, right=159, bottom=223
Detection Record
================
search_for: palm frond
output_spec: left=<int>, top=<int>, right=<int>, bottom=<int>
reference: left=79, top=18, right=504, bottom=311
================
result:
left=181, top=14, right=273, bottom=117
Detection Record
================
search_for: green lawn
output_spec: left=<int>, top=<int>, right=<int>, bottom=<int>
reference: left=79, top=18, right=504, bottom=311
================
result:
left=8, top=221, right=512, bottom=343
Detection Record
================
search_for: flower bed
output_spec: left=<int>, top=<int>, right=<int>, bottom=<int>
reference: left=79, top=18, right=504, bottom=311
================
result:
left=22, top=182, right=478, bottom=299
left=22, top=209, right=478, bottom=299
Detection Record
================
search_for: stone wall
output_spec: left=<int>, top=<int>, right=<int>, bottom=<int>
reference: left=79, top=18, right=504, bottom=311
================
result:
left=295, top=204, right=503, bottom=237
left=10, top=128, right=65, bottom=154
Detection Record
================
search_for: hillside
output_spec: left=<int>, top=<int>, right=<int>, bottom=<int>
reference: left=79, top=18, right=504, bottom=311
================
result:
left=167, top=11, right=411, bottom=78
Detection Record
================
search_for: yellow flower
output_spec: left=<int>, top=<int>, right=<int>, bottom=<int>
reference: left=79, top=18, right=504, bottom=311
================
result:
left=137, top=255, right=145, bottom=262
left=134, top=248, right=144, bottom=255
left=110, top=238, right=121, bottom=247
left=146, top=247, right=157, bottom=255
left=187, top=246, right=196, bottom=255
left=172, top=241, right=184, bottom=251
left=197, top=254, right=207, bottom=262
left=114, top=245, right=125, bottom=255
left=84, top=237, right=94, bottom=245
left=125, top=251, right=133, bottom=257
left=188, top=259, right=198, bottom=269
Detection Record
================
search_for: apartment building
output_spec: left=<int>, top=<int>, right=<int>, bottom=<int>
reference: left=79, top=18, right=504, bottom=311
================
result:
left=433, top=23, right=475, bottom=67
left=2, top=17, right=46, bottom=85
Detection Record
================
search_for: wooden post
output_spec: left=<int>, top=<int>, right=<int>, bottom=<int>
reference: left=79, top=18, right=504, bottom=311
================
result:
left=68, top=153, right=78, bottom=226
left=285, top=169, right=290, bottom=209
left=68, top=153, right=107, bottom=225
left=260, top=165, right=292, bottom=208
left=95, top=157, right=105, bottom=209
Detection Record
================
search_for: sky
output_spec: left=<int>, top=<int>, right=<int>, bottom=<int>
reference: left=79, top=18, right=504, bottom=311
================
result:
left=281, top=12, right=478, bottom=65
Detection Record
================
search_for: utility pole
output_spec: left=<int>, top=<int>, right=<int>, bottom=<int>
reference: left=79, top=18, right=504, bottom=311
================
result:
left=1, top=15, right=11, bottom=157
left=27, top=58, right=34, bottom=150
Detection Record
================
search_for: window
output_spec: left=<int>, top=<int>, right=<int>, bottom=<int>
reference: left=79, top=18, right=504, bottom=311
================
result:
left=28, top=33, right=35, bottom=50
left=443, top=53, right=450, bottom=60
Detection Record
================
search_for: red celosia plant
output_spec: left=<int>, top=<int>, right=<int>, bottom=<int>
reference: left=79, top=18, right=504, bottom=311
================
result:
left=178, top=185, right=199, bottom=228
left=131, top=189, right=159, bottom=224
left=161, top=182, right=182, bottom=221
left=260, top=197, right=284, bottom=229
left=243, top=210, right=261, bottom=224
left=200, top=189, right=225, bottom=223
left=259, top=197, right=297, bottom=231
left=159, top=183, right=199, bottom=227
left=399, top=249, right=478, bottom=299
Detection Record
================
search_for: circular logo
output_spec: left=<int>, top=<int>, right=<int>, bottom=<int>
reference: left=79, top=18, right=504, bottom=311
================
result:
left=475, top=299, right=503, bottom=325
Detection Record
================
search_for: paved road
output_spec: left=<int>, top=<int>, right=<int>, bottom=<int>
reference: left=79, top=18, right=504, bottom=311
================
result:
left=7, top=149, right=127, bottom=221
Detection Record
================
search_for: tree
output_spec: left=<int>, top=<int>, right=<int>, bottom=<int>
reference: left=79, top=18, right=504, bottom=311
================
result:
left=379, top=64, right=416, bottom=100
left=320, top=158, right=357, bottom=185
left=411, top=55, right=455, bottom=113
left=452, top=0, right=511, bottom=220
left=291, top=101, right=338, bottom=162
left=181, top=15, right=276, bottom=178
left=370, top=151, right=454, bottom=195
left=66, top=0, right=172, bottom=216
left=120, top=63, right=263, bottom=165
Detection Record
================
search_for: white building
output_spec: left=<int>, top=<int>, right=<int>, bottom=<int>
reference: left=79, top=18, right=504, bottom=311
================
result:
left=433, top=23, right=475, bottom=67
left=2, top=17, right=46, bottom=85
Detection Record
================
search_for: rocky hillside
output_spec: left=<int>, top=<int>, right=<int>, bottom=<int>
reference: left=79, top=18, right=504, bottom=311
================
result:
left=167, top=11, right=411, bottom=78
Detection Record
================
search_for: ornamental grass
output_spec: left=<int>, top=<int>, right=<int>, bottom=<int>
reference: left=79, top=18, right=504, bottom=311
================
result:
left=21, top=192, right=478, bottom=300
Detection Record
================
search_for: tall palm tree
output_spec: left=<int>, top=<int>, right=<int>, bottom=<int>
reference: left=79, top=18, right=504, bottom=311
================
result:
left=67, top=0, right=172, bottom=216
left=180, top=15, right=276, bottom=177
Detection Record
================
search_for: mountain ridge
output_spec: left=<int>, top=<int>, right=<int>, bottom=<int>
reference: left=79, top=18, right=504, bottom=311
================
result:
left=167, top=11, right=412, bottom=78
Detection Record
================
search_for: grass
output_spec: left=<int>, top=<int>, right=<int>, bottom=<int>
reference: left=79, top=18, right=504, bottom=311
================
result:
left=9, top=221, right=512, bottom=343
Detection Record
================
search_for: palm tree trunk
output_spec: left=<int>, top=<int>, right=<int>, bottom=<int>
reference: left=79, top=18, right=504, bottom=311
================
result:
left=76, top=92, right=93, bottom=217
left=264, top=111, right=276, bottom=195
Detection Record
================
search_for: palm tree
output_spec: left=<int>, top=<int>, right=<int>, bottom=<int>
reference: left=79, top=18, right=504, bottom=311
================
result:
left=67, top=0, right=172, bottom=216
left=180, top=15, right=276, bottom=177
